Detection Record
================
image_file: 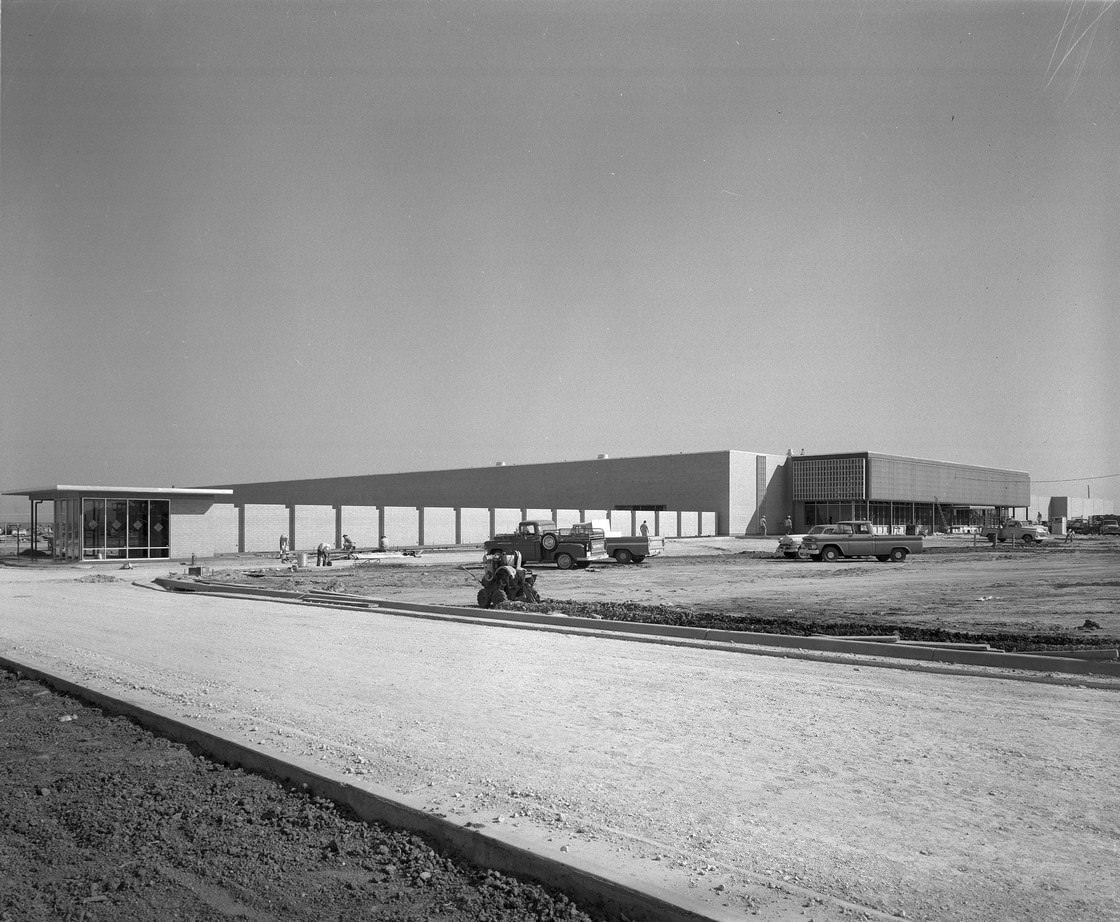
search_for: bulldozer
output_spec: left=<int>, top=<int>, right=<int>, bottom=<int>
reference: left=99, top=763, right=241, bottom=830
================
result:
left=471, top=548, right=541, bottom=609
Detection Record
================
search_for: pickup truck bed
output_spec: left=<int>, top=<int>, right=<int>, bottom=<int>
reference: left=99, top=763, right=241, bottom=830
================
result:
left=604, top=535, right=664, bottom=564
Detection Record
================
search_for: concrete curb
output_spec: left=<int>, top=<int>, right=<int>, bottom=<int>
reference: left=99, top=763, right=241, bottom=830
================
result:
left=0, top=654, right=745, bottom=922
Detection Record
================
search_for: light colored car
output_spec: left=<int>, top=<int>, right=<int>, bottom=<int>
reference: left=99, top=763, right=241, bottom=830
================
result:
left=777, top=524, right=838, bottom=558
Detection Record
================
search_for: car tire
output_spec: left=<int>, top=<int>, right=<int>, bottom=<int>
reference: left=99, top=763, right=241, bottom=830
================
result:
left=876, top=554, right=889, bottom=562
left=541, top=533, right=558, bottom=551
left=889, top=548, right=907, bottom=562
left=555, top=552, right=575, bottom=570
left=821, top=546, right=840, bottom=562
left=614, top=549, right=634, bottom=564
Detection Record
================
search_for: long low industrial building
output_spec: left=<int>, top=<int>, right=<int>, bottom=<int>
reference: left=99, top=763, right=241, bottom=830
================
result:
left=6, top=449, right=1035, bottom=561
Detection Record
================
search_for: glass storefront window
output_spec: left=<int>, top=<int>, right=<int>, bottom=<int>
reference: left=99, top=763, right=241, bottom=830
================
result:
left=151, top=504, right=169, bottom=550
left=106, top=500, right=128, bottom=556
left=82, top=498, right=170, bottom=559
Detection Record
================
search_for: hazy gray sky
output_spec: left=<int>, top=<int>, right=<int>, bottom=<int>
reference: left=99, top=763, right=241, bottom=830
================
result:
left=3, top=0, right=1118, bottom=515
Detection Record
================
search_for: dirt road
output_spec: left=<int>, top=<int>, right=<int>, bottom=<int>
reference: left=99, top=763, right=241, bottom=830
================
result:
left=2, top=544, right=1118, bottom=922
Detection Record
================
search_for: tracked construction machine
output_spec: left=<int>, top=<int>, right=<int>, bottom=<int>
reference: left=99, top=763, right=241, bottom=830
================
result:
left=473, top=548, right=541, bottom=609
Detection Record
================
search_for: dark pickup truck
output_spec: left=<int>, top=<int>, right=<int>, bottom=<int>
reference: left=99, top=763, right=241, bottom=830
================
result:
left=800, top=520, right=923, bottom=562
left=484, top=520, right=609, bottom=570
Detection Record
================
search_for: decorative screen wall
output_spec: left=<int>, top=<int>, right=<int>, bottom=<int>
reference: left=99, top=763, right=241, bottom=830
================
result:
left=792, top=457, right=867, bottom=501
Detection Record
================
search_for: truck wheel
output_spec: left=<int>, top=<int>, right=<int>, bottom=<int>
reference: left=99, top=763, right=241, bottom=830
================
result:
left=614, top=549, right=634, bottom=564
left=821, top=546, right=840, bottom=562
left=876, top=554, right=889, bottom=562
left=555, top=552, right=575, bottom=570
left=1021, top=534, right=1034, bottom=545
left=810, top=553, right=822, bottom=561
left=889, top=548, right=907, bottom=562
left=541, top=533, right=558, bottom=551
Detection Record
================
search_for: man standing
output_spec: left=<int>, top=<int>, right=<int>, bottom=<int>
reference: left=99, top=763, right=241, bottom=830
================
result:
left=784, top=515, right=793, bottom=534
left=640, top=520, right=649, bottom=537
left=759, top=515, right=767, bottom=536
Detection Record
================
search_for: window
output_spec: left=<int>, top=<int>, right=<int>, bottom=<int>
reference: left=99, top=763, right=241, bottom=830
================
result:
left=83, top=498, right=170, bottom=559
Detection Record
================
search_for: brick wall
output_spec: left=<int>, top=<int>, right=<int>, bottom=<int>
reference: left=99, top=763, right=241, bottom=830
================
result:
left=293, top=505, right=334, bottom=551
left=340, top=506, right=380, bottom=548
left=422, top=507, right=456, bottom=545
left=171, top=499, right=236, bottom=558
left=242, top=504, right=288, bottom=554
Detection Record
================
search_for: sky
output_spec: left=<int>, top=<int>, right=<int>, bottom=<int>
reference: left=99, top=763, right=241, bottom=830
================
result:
left=2, top=0, right=1118, bottom=517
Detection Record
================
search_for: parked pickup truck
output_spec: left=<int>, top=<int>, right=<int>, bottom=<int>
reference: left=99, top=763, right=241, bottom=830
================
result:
left=484, top=520, right=609, bottom=570
left=566, top=522, right=664, bottom=564
left=980, top=520, right=1049, bottom=545
left=800, top=521, right=923, bottom=562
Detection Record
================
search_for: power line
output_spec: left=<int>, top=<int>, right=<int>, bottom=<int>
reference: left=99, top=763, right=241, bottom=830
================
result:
left=1031, top=474, right=1120, bottom=484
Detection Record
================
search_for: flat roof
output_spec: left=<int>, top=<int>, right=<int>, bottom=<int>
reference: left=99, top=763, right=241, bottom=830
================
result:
left=3, top=485, right=235, bottom=501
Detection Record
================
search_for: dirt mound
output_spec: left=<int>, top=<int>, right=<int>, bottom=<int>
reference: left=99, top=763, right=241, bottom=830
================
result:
left=505, top=598, right=1116, bottom=652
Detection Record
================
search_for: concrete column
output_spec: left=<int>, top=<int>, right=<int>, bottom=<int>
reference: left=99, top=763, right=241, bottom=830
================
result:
left=333, top=505, right=343, bottom=548
left=520, top=508, right=528, bottom=522
left=454, top=508, right=462, bottom=546
left=237, top=505, right=246, bottom=553
left=417, top=507, right=425, bottom=546
left=654, top=510, right=661, bottom=536
left=378, top=506, right=385, bottom=545
left=631, top=510, right=638, bottom=535
left=676, top=510, right=683, bottom=536
left=285, top=505, right=296, bottom=550
left=489, top=508, right=496, bottom=539
left=551, top=508, right=558, bottom=526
